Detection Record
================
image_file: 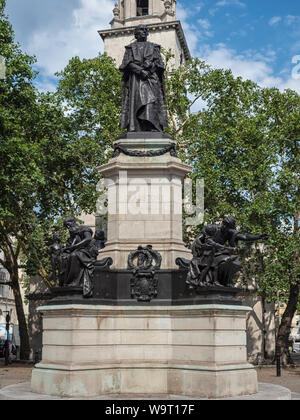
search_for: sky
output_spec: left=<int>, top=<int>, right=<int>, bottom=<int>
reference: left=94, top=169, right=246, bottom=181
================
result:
left=4, top=0, right=300, bottom=94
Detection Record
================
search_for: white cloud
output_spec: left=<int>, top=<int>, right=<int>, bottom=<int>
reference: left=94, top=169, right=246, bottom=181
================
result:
left=280, top=77, right=300, bottom=92
left=6, top=0, right=299, bottom=96
left=291, top=40, right=300, bottom=53
left=285, top=15, right=300, bottom=26
left=202, top=45, right=277, bottom=84
left=177, top=4, right=214, bottom=48
left=207, top=0, right=246, bottom=18
left=6, top=0, right=81, bottom=47
left=198, top=44, right=300, bottom=93
left=35, top=78, right=58, bottom=93
left=25, top=0, right=114, bottom=76
left=196, top=2, right=205, bottom=12
left=197, top=18, right=211, bottom=30
left=177, top=3, right=201, bottom=54
left=197, top=18, right=214, bottom=38
left=269, top=16, right=282, bottom=26
left=208, top=8, right=218, bottom=16
left=215, top=0, right=246, bottom=8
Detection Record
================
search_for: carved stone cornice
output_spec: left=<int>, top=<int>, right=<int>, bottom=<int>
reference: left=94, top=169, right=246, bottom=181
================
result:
left=98, top=20, right=191, bottom=62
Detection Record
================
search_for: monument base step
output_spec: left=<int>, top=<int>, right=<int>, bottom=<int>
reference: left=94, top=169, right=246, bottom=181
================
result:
left=31, top=303, right=257, bottom=399
left=0, top=382, right=292, bottom=400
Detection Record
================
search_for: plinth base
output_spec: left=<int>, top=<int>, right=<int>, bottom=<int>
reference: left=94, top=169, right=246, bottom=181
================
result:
left=1, top=383, right=293, bottom=400
left=31, top=304, right=258, bottom=399
left=48, top=266, right=243, bottom=307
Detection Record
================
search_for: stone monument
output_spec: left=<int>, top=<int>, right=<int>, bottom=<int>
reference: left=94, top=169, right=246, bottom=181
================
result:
left=30, top=24, right=268, bottom=399
left=98, top=24, right=192, bottom=271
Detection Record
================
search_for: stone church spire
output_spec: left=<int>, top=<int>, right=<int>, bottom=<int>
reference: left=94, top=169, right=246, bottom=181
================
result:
left=98, top=0, right=190, bottom=68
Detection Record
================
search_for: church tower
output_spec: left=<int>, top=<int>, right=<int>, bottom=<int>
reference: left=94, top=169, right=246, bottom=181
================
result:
left=99, top=0, right=191, bottom=68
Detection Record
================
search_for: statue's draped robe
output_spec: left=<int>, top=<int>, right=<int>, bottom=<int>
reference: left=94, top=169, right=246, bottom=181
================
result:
left=212, top=228, right=242, bottom=286
left=187, top=235, right=218, bottom=286
left=62, top=226, right=96, bottom=297
left=120, top=41, right=168, bottom=132
left=187, top=228, right=242, bottom=287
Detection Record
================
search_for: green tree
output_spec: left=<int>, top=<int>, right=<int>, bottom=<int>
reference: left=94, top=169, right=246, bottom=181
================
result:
left=55, top=54, right=123, bottom=152
left=0, top=2, right=121, bottom=359
left=0, top=0, right=39, bottom=359
left=254, top=88, right=300, bottom=364
left=165, top=58, right=300, bottom=364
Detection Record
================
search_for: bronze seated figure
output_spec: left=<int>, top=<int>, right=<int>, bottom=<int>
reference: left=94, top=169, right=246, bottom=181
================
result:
left=181, top=217, right=268, bottom=289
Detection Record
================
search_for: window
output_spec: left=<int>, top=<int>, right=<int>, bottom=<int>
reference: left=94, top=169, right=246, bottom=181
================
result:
left=137, top=0, right=149, bottom=16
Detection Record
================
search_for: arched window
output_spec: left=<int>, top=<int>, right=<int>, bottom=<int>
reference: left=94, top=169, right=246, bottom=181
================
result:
left=137, top=0, right=149, bottom=16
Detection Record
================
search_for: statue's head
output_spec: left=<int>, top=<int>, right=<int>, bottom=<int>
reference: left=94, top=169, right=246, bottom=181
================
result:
left=63, top=217, right=77, bottom=233
left=134, top=25, right=149, bottom=42
left=204, top=224, right=217, bottom=238
left=222, top=216, right=236, bottom=230
left=94, top=228, right=105, bottom=241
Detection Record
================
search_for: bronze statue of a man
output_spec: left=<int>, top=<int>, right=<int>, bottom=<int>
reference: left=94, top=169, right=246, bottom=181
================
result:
left=120, top=24, right=168, bottom=132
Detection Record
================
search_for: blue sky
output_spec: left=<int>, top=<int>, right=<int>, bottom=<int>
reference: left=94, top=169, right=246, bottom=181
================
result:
left=4, top=0, right=300, bottom=93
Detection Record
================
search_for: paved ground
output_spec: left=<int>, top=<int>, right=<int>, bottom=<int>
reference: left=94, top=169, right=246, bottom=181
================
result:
left=0, top=357, right=300, bottom=400
left=255, top=353, right=300, bottom=397
left=0, top=360, right=33, bottom=389
left=256, top=366, right=300, bottom=397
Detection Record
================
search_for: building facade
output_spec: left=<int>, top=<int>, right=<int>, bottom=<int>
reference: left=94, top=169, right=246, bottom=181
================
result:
left=98, top=0, right=191, bottom=68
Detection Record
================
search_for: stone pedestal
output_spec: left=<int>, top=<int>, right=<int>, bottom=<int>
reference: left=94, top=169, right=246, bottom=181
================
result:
left=98, top=133, right=192, bottom=270
left=31, top=304, right=258, bottom=399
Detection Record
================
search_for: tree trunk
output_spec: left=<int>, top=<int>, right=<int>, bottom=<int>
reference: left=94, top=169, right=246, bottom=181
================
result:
left=276, top=280, right=300, bottom=366
left=10, top=268, right=31, bottom=360
left=276, top=213, right=299, bottom=366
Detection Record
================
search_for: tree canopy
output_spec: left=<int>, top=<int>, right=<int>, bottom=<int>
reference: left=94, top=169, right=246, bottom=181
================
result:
left=165, top=58, right=299, bottom=363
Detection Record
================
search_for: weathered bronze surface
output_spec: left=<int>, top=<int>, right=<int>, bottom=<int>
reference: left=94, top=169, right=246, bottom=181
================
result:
left=128, top=245, right=162, bottom=302
left=184, top=217, right=268, bottom=289
left=50, top=218, right=108, bottom=298
left=120, top=25, right=168, bottom=132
